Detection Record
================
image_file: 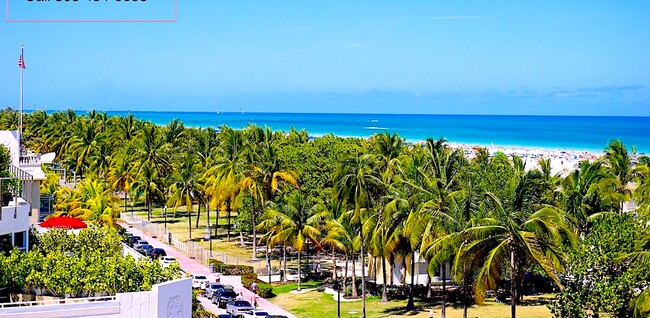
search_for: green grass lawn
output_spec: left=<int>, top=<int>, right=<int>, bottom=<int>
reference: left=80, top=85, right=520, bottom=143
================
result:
left=270, top=291, right=554, bottom=318
left=273, top=281, right=324, bottom=295
left=125, top=204, right=254, bottom=260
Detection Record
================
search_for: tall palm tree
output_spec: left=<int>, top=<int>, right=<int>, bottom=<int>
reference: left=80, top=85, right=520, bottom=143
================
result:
left=239, top=137, right=298, bottom=261
left=322, top=216, right=358, bottom=294
left=259, top=191, right=324, bottom=290
left=460, top=160, right=576, bottom=318
left=167, top=153, right=203, bottom=239
left=131, top=163, right=163, bottom=221
left=604, top=140, right=634, bottom=212
left=333, top=153, right=382, bottom=318
left=561, top=160, right=617, bottom=233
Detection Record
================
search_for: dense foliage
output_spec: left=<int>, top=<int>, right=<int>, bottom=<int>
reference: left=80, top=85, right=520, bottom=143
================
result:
left=0, top=226, right=182, bottom=297
left=2, top=108, right=650, bottom=318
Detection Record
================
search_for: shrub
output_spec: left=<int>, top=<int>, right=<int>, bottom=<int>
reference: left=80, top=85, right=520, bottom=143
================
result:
left=241, top=273, right=273, bottom=298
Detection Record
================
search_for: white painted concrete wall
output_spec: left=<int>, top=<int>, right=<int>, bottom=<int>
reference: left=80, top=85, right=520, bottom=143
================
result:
left=0, top=200, right=30, bottom=236
left=0, top=277, right=192, bottom=318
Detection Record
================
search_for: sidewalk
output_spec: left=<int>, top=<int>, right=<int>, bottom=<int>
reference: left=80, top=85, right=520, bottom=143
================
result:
left=119, top=221, right=297, bottom=318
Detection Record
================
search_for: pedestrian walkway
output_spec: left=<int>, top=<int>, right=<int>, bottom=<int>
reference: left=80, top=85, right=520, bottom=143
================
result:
left=119, top=221, right=297, bottom=318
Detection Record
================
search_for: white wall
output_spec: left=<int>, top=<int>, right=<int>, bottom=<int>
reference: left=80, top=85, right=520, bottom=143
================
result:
left=0, top=278, right=193, bottom=318
left=153, top=277, right=193, bottom=318
left=0, top=201, right=30, bottom=236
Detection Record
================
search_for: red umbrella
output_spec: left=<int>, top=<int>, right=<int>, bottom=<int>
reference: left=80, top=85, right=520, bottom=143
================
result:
left=40, top=216, right=88, bottom=229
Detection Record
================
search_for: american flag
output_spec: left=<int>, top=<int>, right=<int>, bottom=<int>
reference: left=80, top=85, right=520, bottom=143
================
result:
left=18, top=45, right=26, bottom=69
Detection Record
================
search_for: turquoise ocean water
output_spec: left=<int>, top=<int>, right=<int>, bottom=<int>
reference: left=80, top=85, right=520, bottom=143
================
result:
left=88, top=111, right=650, bottom=153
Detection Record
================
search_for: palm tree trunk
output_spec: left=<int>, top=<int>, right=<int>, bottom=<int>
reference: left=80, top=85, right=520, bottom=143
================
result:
left=511, top=249, right=516, bottom=318
left=333, top=254, right=338, bottom=282
left=214, top=206, right=219, bottom=238
left=297, top=250, right=302, bottom=291
left=381, top=254, right=388, bottom=302
left=426, top=273, right=432, bottom=298
left=195, top=203, right=201, bottom=228
left=252, top=201, right=258, bottom=261
left=406, top=250, right=416, bottom=310
left=463, top=262, right=469, bottom=318
left=147, top=198, right=152, bottom=220
left=267, top=242, right=271, bottom=284
left=401, top=256, right=407, bottom=285
left=227, top=199, right=232, bottom=242
left=343, top=254, right=349, bottom=292
left=283, top=245, right=287, bottom=282
left=351, top=255, right=358, bottom=298
left=389, top=253, right=395, bottom=286
left=188, top=209, right=192, bottom=240
left=360, top=230, right=367, bottom=318
left=442, top=263, right=447, bottom=318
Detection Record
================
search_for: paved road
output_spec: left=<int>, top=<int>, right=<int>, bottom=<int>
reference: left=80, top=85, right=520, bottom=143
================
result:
left=119, top=221, right=296, bottom=318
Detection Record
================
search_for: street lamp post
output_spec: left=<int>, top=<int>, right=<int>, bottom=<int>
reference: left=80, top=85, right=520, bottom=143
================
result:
left=337, top=276, right=341, bottom=318
left=205, top=224, right=212, bottom=257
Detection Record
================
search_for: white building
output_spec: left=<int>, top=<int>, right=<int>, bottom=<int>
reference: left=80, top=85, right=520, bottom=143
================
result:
left=0, top=130, right=46, bottom=252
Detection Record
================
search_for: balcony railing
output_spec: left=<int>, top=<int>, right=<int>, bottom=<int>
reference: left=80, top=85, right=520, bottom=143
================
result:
left=1, top=165, right=34, bottom=209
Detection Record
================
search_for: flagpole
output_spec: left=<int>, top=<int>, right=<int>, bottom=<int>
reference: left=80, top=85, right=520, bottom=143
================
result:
left=19, top=43, right=24, bottom=152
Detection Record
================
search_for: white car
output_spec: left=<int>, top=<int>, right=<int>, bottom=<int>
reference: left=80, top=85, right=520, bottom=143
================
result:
left=226, top=300, right=254, bottom=316
left=159, top=256, right=177, bottom=268
left=238, top=310, right=270, bottom=317
left=191, top=275, right=209, bottom=289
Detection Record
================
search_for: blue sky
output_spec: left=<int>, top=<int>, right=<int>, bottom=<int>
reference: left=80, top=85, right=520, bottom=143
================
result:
left=1, top=1, right=649, bottom=115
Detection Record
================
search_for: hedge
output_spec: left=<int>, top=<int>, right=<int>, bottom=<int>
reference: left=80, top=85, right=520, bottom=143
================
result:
left=208, top=259, right=254, bottom=275
left=241, top=273, right=273, bottom=298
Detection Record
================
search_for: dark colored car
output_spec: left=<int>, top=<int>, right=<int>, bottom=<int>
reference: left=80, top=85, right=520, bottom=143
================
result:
left=212, top=289, right=238, bottom=308
left=138, top=244, right=154, bottom=256
left=217, top=315, right=232, bottom=318
left=128, top=235, right=141, bottom=247
left=150, top=248, right=167, bottom=259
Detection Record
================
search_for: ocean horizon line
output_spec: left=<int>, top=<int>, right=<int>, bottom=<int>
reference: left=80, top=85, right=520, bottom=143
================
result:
left=24, top=109, right=650, bottom=119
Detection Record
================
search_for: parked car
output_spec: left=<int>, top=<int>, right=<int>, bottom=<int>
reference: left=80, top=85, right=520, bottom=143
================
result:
left=238, top=310, right=269, bottom=317
left=205, top=283, right=223, bottom=299
left=128, top=235, right=141, bottom=247
left=217, top=315, right=232, bottom=318
left=226, top=300, right=254, bottom=316
left=150, top=248, right=167, bottom=259
left=133, top=239, right=149, bottom=250
left=140, top=244, right=154, bottom=256
left=191, top=275, right=209, bottom=289
left=160, top=256, right=177, bottom=268
left=212, top=289, right=238, bottom=308
left=268, top=316, right=288, bottom=318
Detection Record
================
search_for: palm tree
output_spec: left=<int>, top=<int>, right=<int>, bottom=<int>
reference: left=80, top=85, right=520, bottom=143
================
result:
left=167, top=153, right=203, bottom=240
left=131, top=163, right=163, bottom=221
left=460, top=160, right=576, bottom=318
left=322, top=216, right=358, bottom=295
left=239, top=136, right=298, bottom=261
left=604, top=140, right=634, bottom=212
left=333, top=153, right=382, bottom=317
left=561, top=160, right=617, bottom=234
left=259, top=191, right=324, bottom=290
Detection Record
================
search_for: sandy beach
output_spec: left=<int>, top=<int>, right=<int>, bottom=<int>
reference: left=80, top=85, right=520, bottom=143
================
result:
left=446, top=142, right=602, bottom=177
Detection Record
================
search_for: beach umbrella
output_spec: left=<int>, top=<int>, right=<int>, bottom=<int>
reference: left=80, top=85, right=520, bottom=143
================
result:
left=39, top=216, right=87, bottom=229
